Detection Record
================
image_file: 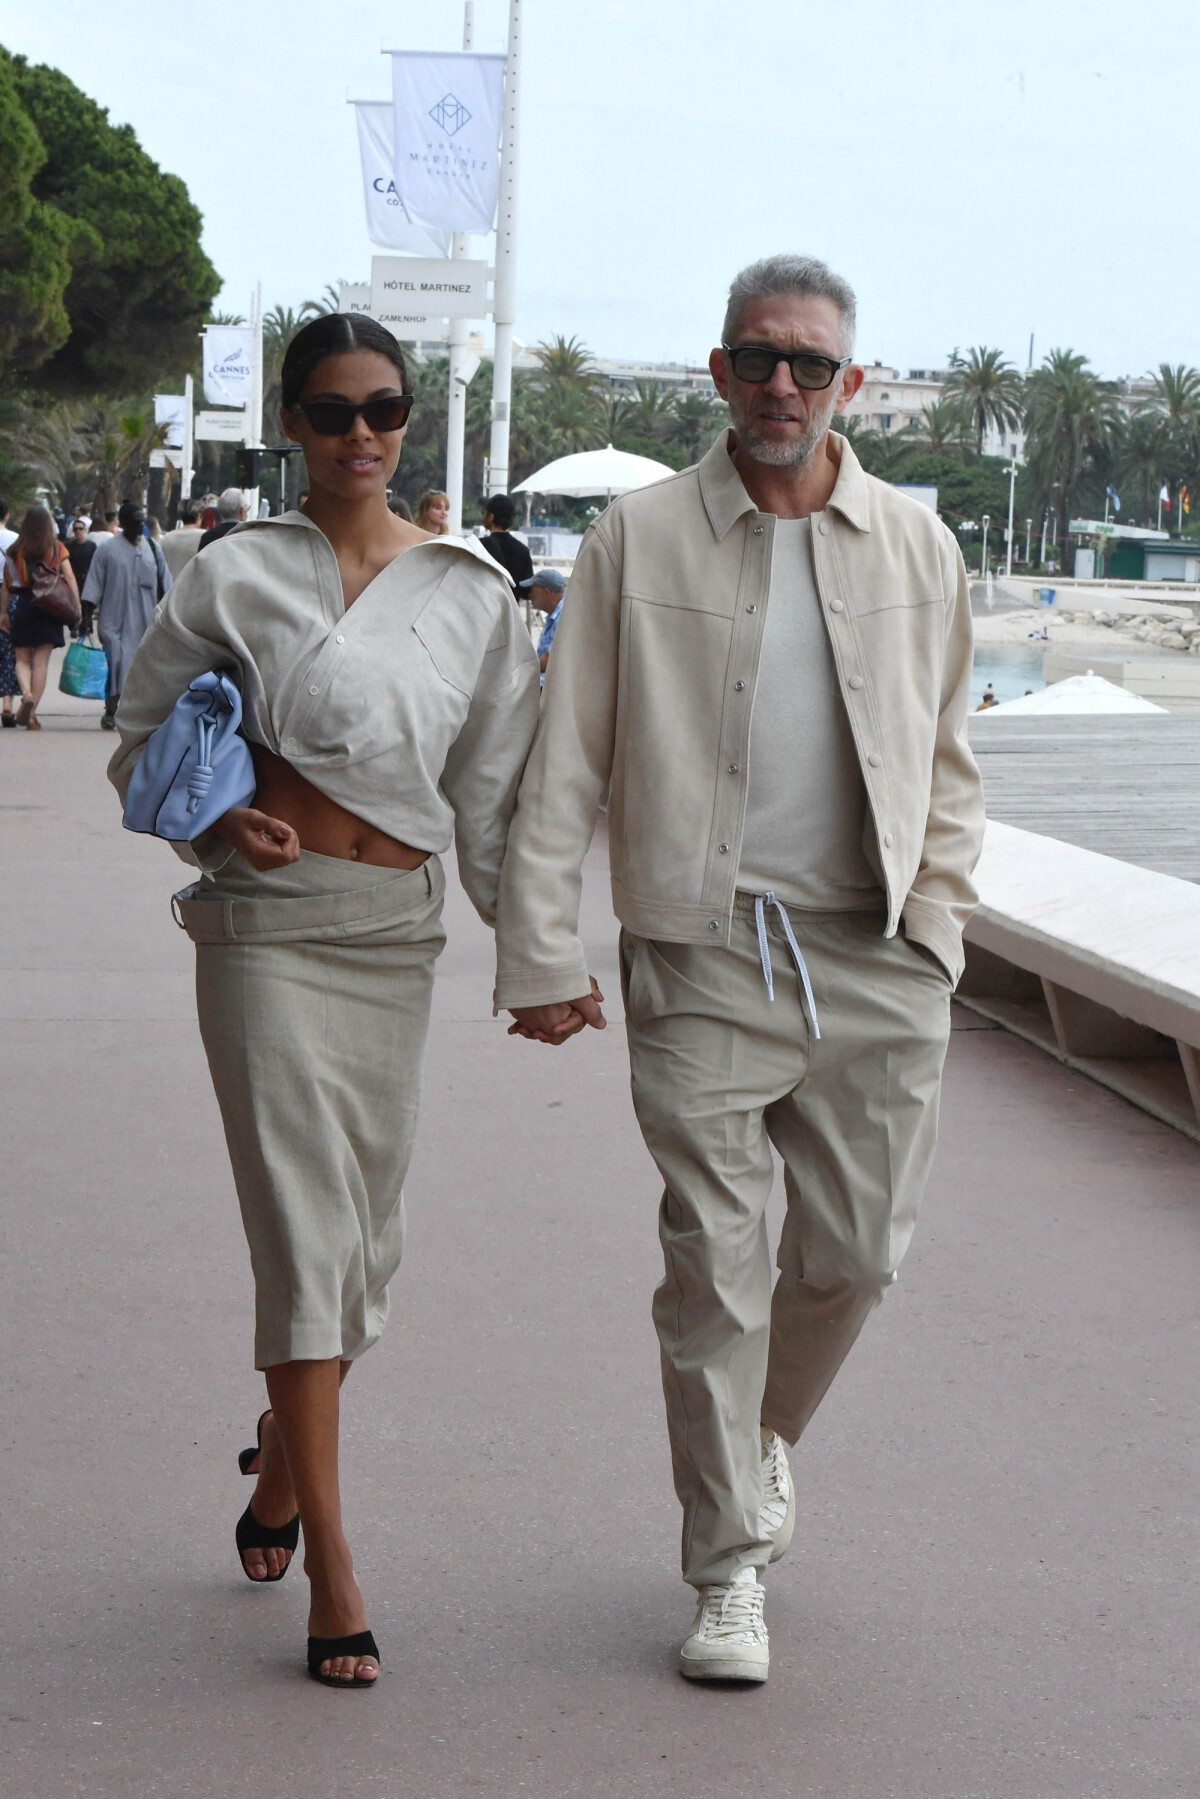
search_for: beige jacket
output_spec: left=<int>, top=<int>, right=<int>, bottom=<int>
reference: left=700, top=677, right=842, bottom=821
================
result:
left=109, top=513, right=539, bottom=924
left=493, top=430, right=984, bottom=1006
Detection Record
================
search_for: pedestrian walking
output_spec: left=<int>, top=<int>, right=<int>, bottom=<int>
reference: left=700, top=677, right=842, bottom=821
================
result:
left=521, top=567, right=566, bottom=681
left=67, top=517, right=98, bottom=632
left=198, top=487, right=247, bottom=550
left=161, top=499, right=206, bottom=581
left=480, top=494, right=534, bottom=596
left=82, top=501, right=170, bottom=730
left=87, top=510, right=120, bottom=544
left=0, top=505, right=81, bottom=729
left=0, top=499, right=19, bottom=724
left=109, top=312, right=539, bottom=1690
left=495, top=255, right=984, bottom=1685
left=414, top=489, right=449, bottom=534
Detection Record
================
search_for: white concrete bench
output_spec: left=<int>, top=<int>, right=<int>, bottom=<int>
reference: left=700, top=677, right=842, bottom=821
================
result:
left=959, top=822, right=1200, bottom=1141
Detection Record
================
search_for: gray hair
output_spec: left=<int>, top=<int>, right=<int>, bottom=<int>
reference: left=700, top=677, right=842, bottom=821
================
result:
left=723, top=255, right=857, bottom=355
left=216, top=486, right=245, bottom=520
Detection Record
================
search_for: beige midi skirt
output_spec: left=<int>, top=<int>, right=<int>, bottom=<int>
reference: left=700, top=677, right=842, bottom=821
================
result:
left=176, top=849, right=446, bottom=1369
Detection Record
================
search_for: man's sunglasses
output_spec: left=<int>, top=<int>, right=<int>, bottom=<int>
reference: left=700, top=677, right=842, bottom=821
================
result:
left=290, top=395, right=415, bottom=436
left=723, top=344, right=851, bottom=391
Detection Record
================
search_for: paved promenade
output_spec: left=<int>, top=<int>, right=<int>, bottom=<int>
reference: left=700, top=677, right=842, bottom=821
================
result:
left=3, top=679, right=1199, bottom=1798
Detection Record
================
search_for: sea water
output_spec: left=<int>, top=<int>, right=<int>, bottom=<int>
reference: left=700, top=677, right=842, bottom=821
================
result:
left=970, top=643, right=1046, bottom=707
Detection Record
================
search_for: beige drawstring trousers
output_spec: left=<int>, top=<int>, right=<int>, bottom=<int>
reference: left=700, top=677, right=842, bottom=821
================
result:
left=621, top=897, right=952, bottom=1589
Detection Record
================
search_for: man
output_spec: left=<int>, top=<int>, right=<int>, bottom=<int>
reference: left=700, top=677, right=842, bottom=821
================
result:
left=161, top=498, right=206, bottom=580
left=480, top=494, right=534, bottom=597
left=82, top=500, right=170, bottom=729
left=0, top=501, right=16, bottom=555
left=494, top=255, right=983, bottom=1684
left=522, top=568, right=567, bottom=679
left=87, top=510, right=120, bottom=545
left=67, top=517, right=98, bottom=631
left=198, top=487, right=247, bottom=550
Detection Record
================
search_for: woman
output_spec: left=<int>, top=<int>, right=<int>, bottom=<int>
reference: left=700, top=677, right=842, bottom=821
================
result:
left=109, top=314, right=539, bottom=1688
left=414, top=489, right=450, bottom=534
left=0, top=506, right=80, bottom=729
left=82, top=501, right=170, bottom=730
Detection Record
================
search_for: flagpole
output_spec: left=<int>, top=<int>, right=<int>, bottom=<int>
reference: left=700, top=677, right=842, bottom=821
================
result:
left=488, top=0, right=522, bottom=499
left=444, top=1, right=476, bottom=536
left=181, top=374, right=195, bottom=503
left=1005, top=458, right=1016, bottom=577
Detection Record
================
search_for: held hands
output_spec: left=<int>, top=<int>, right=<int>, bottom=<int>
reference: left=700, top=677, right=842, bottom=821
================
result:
left=215, top=806, right=300, bottom=871
left=508, top=977, right=606, bottom=1047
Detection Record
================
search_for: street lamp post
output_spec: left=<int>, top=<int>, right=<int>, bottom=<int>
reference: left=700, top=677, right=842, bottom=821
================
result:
left=1005, top=459, right=1017, bottom=578
left=1025, top=517, right=1033, bottom=563
left=980, top=513, right=990, bottom=579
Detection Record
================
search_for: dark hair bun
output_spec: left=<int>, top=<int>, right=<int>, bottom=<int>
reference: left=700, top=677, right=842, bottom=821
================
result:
left=280, top=314, right=409, bottom=410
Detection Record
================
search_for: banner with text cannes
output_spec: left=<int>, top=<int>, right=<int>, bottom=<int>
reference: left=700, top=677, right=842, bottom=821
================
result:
left=202, top=327, right=254, bottom=408
left=354, top=102, right=449, bottom=255
left=389, top=51, right=505, bottom=235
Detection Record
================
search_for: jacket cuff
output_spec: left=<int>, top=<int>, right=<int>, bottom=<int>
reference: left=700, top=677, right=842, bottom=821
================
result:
left=170, top=827, right=236, bottom=874
left=493, top=958, right=592, bottom=1015
left=900, top=894, right=964, bottom=986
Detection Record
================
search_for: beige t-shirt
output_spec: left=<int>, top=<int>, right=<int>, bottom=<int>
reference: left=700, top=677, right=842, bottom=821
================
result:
left=738, top=515, right=881, bottom=909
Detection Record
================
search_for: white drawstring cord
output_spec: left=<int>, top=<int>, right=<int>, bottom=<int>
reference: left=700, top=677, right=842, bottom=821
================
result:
left=753, top=891, right=821, bottom=1039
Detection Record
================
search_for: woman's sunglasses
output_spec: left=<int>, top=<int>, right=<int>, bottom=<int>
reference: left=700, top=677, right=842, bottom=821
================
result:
left=290, top=395, right=415, bottom=436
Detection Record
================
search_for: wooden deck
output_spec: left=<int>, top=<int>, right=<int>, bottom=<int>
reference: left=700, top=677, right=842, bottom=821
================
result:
left=968, top=712, right=1200, bottom=883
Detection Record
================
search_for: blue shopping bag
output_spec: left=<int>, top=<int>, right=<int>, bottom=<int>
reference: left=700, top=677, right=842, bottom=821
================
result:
left=59, top=634, right=109, bottom=700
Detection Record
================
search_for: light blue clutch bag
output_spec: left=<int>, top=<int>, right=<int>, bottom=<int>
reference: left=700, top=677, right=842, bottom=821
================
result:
left=123, top=670, right=256, bottom=841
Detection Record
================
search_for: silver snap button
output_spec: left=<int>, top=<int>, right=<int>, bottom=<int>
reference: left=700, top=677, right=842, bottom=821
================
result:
left=727, top=763, right=739, bottom=774
left=868, top=751, right=882, bottom=767
left=335, top=633, right=345, bottom=644
left=829, top=598, right=845, bottom=613
left=718, top=843, right=729, bottom=854
left=734, top=680, right=746, bottom=691
left=884, top=832, right=894, bottom=848
left=753, top=525, right=764, bottom=535
left=746, top=604, right=757, bottom=613
left=708, top=919, right=720, bottom=930
left=848, top=674, right=864, bottom=690
left=308, top=685, right=319, bottom=695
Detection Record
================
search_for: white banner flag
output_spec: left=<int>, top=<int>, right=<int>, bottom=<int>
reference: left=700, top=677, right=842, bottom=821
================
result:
left=202, top=327, right=255, bottom=407
left=390, top=51, right=505, bottom=235
left=355, top=103, right=450, bottom=256
left=154, top=393, right=187, bottom=450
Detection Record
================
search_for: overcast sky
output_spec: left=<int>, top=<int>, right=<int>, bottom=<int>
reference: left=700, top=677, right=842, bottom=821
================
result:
left=5, top=0, right=1196, bottom=379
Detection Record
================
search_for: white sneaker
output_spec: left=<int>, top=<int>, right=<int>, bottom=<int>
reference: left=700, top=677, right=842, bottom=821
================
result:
left=760, top=1428, right=795, bottom=1564
left=679, top=1566, right=769, bottom=1683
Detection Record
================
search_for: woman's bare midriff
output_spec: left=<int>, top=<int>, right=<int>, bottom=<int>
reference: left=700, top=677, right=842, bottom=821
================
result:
left=251, top=743, right=429, bottom=870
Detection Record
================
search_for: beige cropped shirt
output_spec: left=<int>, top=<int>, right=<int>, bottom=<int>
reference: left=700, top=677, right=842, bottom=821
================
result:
left=108, top=513, right=540, bottom=924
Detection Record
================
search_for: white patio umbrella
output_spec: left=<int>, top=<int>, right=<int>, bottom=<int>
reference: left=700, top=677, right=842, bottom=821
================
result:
left=986, top=672, right=1167, bottom=716
left=513, top=443, right=675, bottom=500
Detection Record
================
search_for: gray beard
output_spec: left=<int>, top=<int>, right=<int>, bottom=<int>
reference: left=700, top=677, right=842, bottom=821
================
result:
left=729, top=391, right=837, bottom=468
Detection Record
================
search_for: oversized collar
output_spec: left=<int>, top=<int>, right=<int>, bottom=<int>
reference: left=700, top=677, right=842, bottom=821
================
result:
left=697, top=427, right=872, bottom=540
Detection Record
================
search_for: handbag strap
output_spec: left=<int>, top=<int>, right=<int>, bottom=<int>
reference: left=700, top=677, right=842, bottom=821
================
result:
left=186, top=712, right=219, bottom=815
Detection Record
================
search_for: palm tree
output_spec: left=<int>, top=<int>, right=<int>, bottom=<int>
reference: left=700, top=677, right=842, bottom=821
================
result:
left=530, top=334, right=604, bottom=398
left=666, top=390, right=729, bottom=462
left=1024, top=349, right=1120, bottom=532
left=1118, top=413, right=1171, bottom=526
left=905, top=397, right=971, bottom=456
left=944, top=347, right=1025, bottom=456
left=1139, top=364, right=1200, bottom=500
left=1141, top=363, right=1200, bottom=438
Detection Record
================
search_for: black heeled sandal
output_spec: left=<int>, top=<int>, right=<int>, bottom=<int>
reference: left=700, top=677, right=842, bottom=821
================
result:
left=307, top=1630, right=381, bottom=1688
left=236, top=1410, right=300, bottom=1582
